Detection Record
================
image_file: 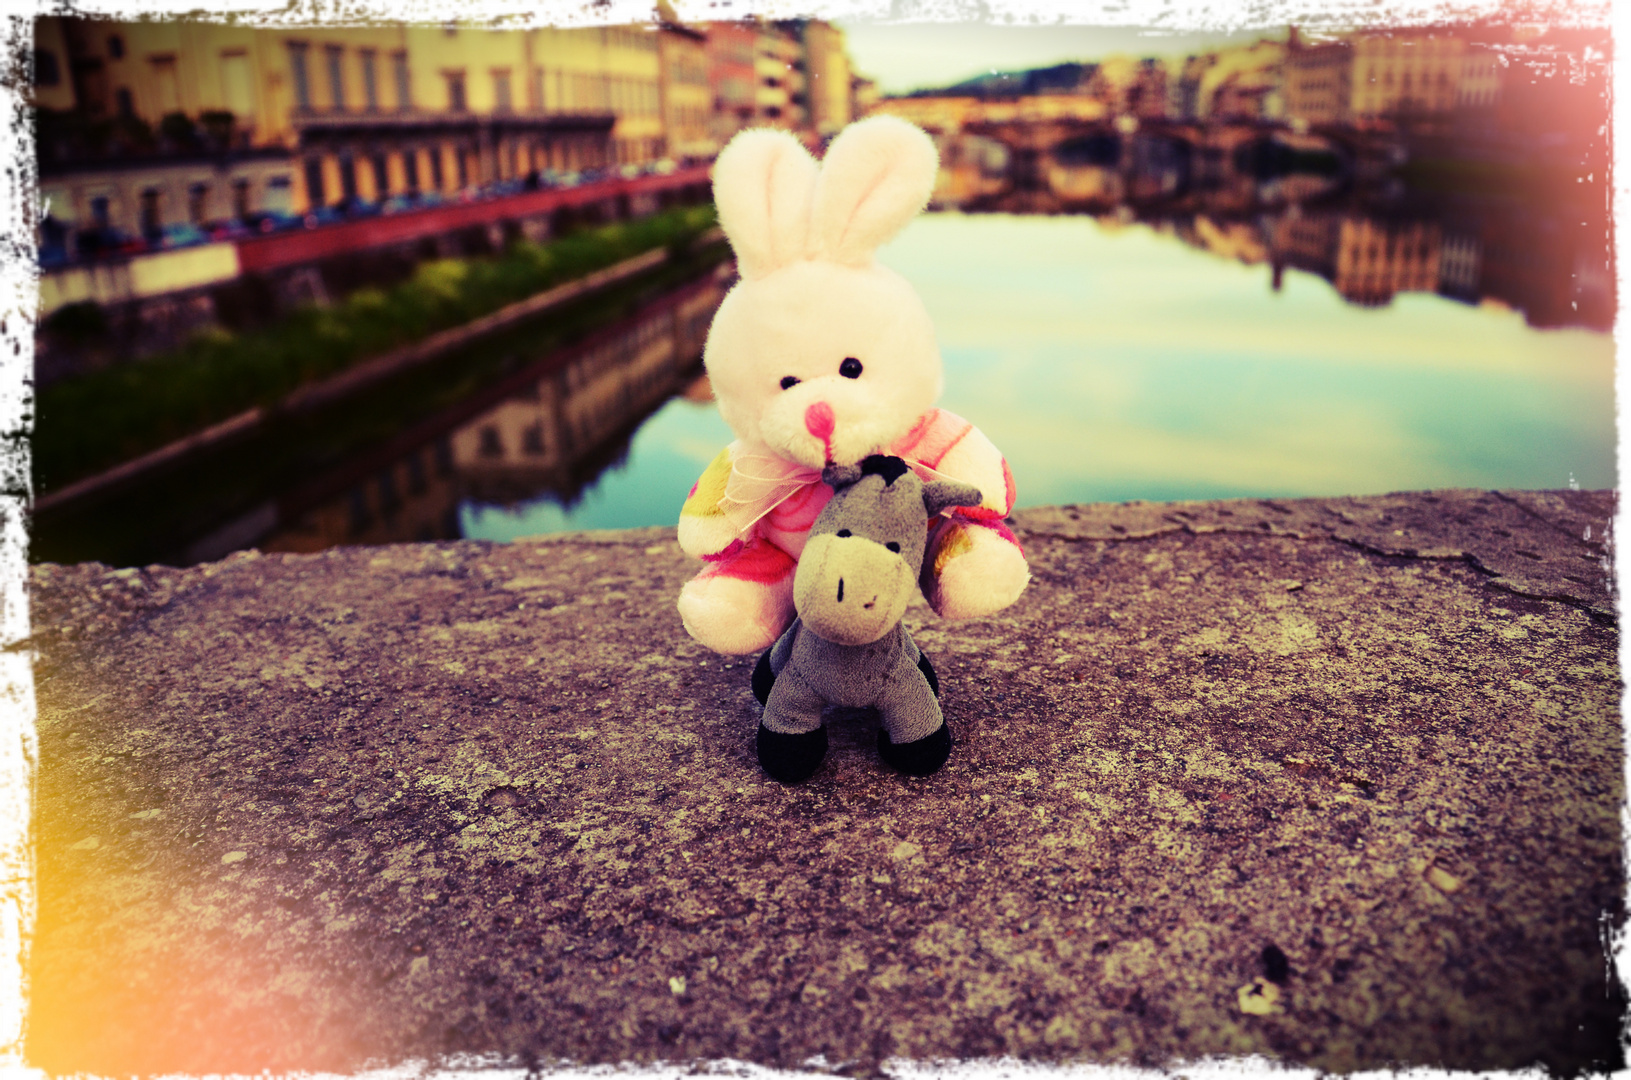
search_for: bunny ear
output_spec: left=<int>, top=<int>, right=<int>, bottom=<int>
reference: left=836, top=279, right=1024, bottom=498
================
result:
left=712, top=128, right=820, bottom=280
left=810, top=115, right=939, bottom=267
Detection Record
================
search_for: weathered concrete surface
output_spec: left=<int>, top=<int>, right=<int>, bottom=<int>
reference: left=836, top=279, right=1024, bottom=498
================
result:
left=27, top=489, right=1622, bottom=1076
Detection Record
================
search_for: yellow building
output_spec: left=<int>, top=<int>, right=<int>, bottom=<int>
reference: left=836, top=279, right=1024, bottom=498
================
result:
left=33, top=16, right=681, bottom=243
left=36, top=16, right=331, bottom=237
left=658, top=22, right=713, bottom=160
left=1282, top=37, right=1350, bottom=124
left=801, top=21, right=851, bottom=136
left=755, top=23, right=805, bottom=129
left=1285, top=28, right=1501, bottom=127
left=1334, top=216, right=1442, bottom=305
left=529, top=24, right=662, bottom=166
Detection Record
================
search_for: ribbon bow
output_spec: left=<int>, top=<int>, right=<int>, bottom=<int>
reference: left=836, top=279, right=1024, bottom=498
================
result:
left=720, top=451, right=955, bottom=535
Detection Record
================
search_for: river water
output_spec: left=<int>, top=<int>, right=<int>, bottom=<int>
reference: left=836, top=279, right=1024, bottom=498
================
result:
left=462, top=209, right=1616, bottom=543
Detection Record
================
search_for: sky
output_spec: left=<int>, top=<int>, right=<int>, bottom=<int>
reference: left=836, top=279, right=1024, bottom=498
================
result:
left=834, top=21, right=1277, bottom=94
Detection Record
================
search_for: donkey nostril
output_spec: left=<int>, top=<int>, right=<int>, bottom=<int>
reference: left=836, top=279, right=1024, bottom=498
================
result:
left=805, top=402, right=835, bottom=440
left=837, top=579, right=845, bottom=603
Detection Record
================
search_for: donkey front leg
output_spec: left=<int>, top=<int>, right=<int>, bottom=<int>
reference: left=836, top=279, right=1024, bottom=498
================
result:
left=758, top=669, right=828, bottom=784
left=876, top=653, right=951, bottom=777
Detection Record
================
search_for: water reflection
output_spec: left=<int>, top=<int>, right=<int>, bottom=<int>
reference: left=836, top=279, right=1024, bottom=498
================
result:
left=456, top=207, right=1613, bottom=546
left=888, top=213, right=1614, bottom=507
left=138, top=137, right=1617, bottom=558
left=259, top=268, right=728, bottom=554
left=933, top=122, right=1610, bottom=331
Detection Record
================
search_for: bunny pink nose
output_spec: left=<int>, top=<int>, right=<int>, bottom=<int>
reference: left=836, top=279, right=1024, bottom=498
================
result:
left=804, top=402, right=835, bottom=440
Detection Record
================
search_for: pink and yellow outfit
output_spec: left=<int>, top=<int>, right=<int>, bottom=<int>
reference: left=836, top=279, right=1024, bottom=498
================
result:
left=676, top=408, right=1028, bottom=655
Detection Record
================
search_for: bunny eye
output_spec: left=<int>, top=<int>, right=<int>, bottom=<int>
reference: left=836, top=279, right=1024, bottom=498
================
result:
left=839, top=358, right=863, bottom=379
left=780, top=376, right=800, bottom=390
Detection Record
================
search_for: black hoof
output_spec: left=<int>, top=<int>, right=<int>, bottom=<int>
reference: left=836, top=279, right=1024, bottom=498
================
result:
left=757, top=723, right=827, bottom=784
left=878, top=722, right=952, bottom=777
left=916, top=649, right=940, bottom=698
left=751, top=648, right=776, bottom=705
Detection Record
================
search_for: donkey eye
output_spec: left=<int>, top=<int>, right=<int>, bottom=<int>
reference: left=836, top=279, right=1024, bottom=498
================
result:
left=839, top=358, right=863, bottom=379
left=886, top=542, right=900, bottom=553
left=837, top=529, right=852, bottom=538
left=780, top=376, right=800, bottom=390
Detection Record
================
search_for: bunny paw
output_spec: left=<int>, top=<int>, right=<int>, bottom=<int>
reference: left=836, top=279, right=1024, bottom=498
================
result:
left=677, top=539, right=796, bottom=655
left=923, top=519, right=1030, bottom=620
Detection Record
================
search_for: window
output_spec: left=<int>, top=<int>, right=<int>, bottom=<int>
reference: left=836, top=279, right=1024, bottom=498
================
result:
left=187, top=182, right=208, bottom=224
left=429, top=146, right=444, bottom=190
left=492, top=70, right=511, bottom=113
left=108, top=35, right=124, bottom=60
left=139, top=188, right=160, bottom=237
left=304, top=157, right=325, bottom=206
left=403, top=149, right=419, bottom=192
left=232, top=178, right=250, bottom=220
left=392, top=52, right=411, bottom=111
left=221, top=51, right=254, bottom=117
left=150, top=56, right=179, bottom=114
left=289, top=44, right=312, bottom=111
left=371, top=152, right=388, bottom=197
left=90, top=195, right=111, bottom=228
left=266, top=175, right=293, bottom=214
left=325, top=46, right=345, bottom=110
left=445, top=72, right=466, bottom=112
left=115, top=87, right=134, bottom=117
left=34, top=49, right=60, bottom=87
left=361, top=50, right=378, bottom=110
left=339, top=154, right=357, bottom=200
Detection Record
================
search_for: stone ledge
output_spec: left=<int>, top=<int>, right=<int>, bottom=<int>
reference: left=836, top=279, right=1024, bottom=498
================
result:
left=25, top=490, right=1624, bottom=1076
left=1013, top=488, right=1616, bottom=622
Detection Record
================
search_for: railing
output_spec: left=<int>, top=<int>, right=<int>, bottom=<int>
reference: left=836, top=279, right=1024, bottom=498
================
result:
left=235, top=165, right=710, bottom=274
left=37, top=165, right=713, bottom=316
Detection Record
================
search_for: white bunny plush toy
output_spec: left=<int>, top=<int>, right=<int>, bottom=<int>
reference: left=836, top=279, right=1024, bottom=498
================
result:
left=677, top=115, right=1030, bottom=656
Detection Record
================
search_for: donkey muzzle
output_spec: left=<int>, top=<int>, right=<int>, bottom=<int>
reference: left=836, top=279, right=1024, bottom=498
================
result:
left=793, top=533, right=914, bottom=645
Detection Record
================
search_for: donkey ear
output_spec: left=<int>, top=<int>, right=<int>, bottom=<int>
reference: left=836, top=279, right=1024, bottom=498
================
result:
left=923, top=480, right=983, bottom=518
left=712, top=128, right=820, bottom=280
left=810, top=115, right=939, bottom=267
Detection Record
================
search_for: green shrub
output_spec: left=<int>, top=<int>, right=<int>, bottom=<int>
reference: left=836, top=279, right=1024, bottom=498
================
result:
left=35, top=203, right=719, bottom=493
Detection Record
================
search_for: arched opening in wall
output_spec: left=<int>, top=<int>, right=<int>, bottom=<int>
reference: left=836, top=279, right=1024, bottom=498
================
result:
left=1054, top=132, right=1122, bottom=167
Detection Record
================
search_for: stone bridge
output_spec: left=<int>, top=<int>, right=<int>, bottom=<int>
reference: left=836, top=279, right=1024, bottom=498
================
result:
left=959, top=115, right=1391, bottom=203
left=27, top=488, right=1623, bottom=1076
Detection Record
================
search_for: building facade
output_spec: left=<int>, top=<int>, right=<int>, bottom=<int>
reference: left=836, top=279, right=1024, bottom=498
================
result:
left=801, top=20, right=852, bottom=136
left=1284, top=28, right=1502, bottom=127
left=34, top=16, right=860, bottom=248
left=658, top=22, right=713, bottom=160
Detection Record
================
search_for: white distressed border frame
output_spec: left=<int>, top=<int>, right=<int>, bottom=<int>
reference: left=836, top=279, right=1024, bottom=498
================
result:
left=0, top=0, right=1620, bottom=1076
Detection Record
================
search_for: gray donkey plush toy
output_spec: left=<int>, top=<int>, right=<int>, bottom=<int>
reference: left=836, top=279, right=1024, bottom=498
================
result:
left=750, top=455, right=983, bottom=783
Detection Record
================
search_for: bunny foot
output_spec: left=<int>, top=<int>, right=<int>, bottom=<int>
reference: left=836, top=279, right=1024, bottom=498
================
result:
left=677, top=538, right=796, bottom=654
left=923, top=518, right=1030, bottom=620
